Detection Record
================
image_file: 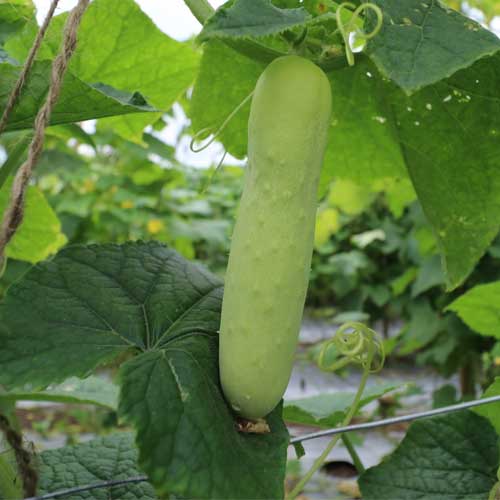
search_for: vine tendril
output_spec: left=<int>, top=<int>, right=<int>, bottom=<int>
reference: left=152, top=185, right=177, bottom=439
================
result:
left=336, top=2, right=383, bottom=66
left=190, top=91, right=254, bottom=153
left=318, top=321, right=385, bottom=373
left=190, top=91, right=253, bottom=192
left=198, top=150, right=227, bottom=195
left=287, top=322, right=384, bottom=499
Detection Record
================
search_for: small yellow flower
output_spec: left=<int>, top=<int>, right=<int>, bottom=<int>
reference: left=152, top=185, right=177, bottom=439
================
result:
left=82, top=179, right=95, bottom=193
left=147, top=219, right=164, bottom=235
left=494, top=356, right=500, bottom=367
left=121, top=200, right=134, bottom=209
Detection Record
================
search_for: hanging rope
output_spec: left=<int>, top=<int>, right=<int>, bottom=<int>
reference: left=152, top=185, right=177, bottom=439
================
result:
left=0, top=0, right=61, bottom=135
left=0, top=0, right=90, bottom=266
left=0, top=1, right=90, bottom=495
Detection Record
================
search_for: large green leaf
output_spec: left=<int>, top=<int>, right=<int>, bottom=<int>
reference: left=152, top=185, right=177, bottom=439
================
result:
left=38, top=433, right=157, bottom=500
left=199, top=0, right=311, bottom=40
left=43, top=0, right=199, bottom=141
left=62, top=0, right=199, bottom=110
left=120, top=351, right=288, bottom=500
left=359, top=411, right=499, bottom=500
left=1, top=60, right=155, bottom=132
left=366, top=0, right=500, bottom=94
left=0, top=242, right=289, bottom=499
left=0, top=180, right=66, bottom=263
left=393, top=53, right=500, bottom=289
left=0, top=242, right=222, bottom=388
left=446, top=281, right=500, bottom=339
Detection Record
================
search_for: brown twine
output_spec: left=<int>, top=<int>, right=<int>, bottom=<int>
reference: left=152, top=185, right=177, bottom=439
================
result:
left=0, top=0, right=90, bottom=265
left=0, top=413, right=38, bottom=497
left=0, top=0, right=61, bottom=136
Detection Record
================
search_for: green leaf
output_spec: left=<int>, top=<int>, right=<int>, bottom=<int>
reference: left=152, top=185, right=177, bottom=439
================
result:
left=392, top=53, right=500, bottom=289
left=366, top=0, right=500, bottom=94
left=43, top=0, right=199, bottom=141
left=381, top=176, right=417, bottom=217
left=321, top=59, right=407, bottom=188
left=474, top=377, right=500, bottom=435
left=0, top=242, right=289, bottom=499
left=1, top=61, right=156, bottom=132
left=411, top=254, right=445, bottom=297
left=0, top=375, right=119, bottom=409
left=0, top=242, right=223, bottom=388
left=447, top=282, right=500, bottom=339
left=66, top=0, right=199, bottom=110
left=119, top=351, right=288, bottom=500
left=390, top=267, right=417, bottom=296
left=199, top=0, right=311, bottom=40
left=432, top=384, right=457, bottom=408
left=416, top=315, right=482, bottom=377
left=359, top=411, right=499, bottom=500
left=0, top=179, right=66, bottom=263
left=38, top=432, right=157, bottom=499
left=314, top=207, right=340, bottom=248
left=0, top=0, right=35, bottom=46
left=327, top=179, right=376, bottom=215
left=365, top=283, right=391, bottom=307
left=398, top=300, right=445, bottom=355
left=97, top=113, right=162, bottom=145
left=283, top=383, right=401, bottom=428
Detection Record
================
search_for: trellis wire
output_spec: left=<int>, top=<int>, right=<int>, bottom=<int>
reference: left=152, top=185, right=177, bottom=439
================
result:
left=24, top=394, right=500, bottom=500
left=24, top=476, right=149, bottom=500
left=290, top=393, right=500, bottom=443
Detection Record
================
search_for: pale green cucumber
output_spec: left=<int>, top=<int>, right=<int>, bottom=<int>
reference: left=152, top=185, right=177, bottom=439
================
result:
left=219, top=55, right=332, bottom=420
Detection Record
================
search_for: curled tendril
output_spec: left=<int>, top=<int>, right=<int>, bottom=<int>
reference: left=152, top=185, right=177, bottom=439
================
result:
left=198, top=150, right=227, bottom=195
left=190, top=91, right=254, bottom=153
left=336, top=2, right=383, bottom=66
left=318, top=322, right=385, bottom=374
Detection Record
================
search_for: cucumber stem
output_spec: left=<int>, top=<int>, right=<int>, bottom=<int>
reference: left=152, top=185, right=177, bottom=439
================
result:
left=287, top=365, right=371, bottom=499
left=184, top=0, right=214, bottom=24
left=341, top=434, right=365, bottom=474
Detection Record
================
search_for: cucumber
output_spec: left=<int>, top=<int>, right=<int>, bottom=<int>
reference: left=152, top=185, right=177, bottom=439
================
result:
left=219, top=55, right=332, bottom=420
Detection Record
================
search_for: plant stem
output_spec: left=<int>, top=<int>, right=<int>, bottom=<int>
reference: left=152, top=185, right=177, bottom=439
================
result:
left=341, top=434, right=365, bottom=474
left=287, top=367, right=371, bottom=499
left=184, top=0, right=214, bottom=24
